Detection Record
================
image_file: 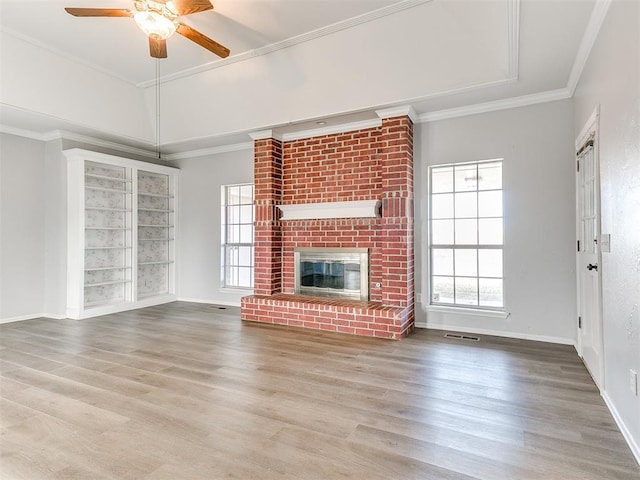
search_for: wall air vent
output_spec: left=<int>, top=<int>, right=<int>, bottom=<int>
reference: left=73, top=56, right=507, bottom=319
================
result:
left=444, top=333, right=480, bottom=342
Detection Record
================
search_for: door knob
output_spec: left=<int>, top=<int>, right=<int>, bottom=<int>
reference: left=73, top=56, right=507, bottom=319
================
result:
left=587, top=263, right=598, bottom=271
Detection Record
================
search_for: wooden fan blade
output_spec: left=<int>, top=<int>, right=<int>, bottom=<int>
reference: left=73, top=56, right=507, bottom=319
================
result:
left=164, top=0, right=213, bottom=16
left=149, top=37, right=168, bottom=58
left=65, top=8, right=132, bottom=17
left=176, top=23, right=229, bottom=58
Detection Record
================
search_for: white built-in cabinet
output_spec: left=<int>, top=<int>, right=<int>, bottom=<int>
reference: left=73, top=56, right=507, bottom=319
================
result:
left=65, top=149, right=178, bottom=319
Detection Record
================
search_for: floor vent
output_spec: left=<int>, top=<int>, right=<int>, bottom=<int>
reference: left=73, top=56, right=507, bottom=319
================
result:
left=444, top=333, right=480, bottom=342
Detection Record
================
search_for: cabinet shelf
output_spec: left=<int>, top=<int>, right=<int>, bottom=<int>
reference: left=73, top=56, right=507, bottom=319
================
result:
left=85, top=227, right=130, bottom=230
left=85, top=246, right=130, bottom=250
left=85, top=207, right=129, bottom=212
left=86, top=185, right=128, bottom=193
left=85, top=266, right=130, bottom=271
left=138, top=261, right=174, bottom=266
left=85, top=173, right=131, bottom=182
left=84, top=280, right=131, bottom=287
left=138, top=238, right=174, bottom=242
left=138, top=224, right=171, bottom=228
left=138, top=208, right=174, bottom=213
left=138, top=192, right=173, bottom=198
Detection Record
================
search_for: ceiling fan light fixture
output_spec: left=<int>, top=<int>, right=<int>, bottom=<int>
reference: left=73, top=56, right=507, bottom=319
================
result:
left=134, top=10, right=177, bottom=39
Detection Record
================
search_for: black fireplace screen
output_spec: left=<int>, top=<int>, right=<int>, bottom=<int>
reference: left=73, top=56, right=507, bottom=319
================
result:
left=300, top=261, right=361, bottom=291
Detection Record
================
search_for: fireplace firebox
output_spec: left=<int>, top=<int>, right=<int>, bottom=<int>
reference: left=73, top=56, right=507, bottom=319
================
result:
left=294, top=247, right=369, bottom=301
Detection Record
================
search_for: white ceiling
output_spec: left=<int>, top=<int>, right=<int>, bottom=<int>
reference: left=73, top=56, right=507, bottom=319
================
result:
left=0, top=0, right=599, bottom=157
left=0, top=0, right=399, bottom=85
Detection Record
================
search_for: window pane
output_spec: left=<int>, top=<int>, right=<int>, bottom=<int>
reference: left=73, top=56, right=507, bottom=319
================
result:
left=432, top=219, right=454, bottom=245
left=238, top=246, right=253, bottom=267
left=222, top=183, right=255, bottom=288
left=455, top=249, right=477, bottom=277
left=431, top=193, right=453, bottom=219
left=455, top=219, right=477, bottom=244
left=455, top=192, right=477, bottom=218
left=480, top=278, right=503, bottom=307
left=478, top=191, right=502, bottom=217
left=432, top=167, right=453, bottom=193
left=455, top=164, right=478, bottom=192
left=240, top=224, right=253, bottom=243
left=432, top=276, right=454, bottom=304
left=455, top=277, right=478, bottom=305
left=478, top=162, right=502, bottom=190
left=240, top=185, right=253, bottom=204
left=478, top=249, right=502, bottom=278
left=479, top=218, right=503, bottom=245
left=429, top=161, right=503, bottom=310
left=227, top=224, right=240, bottom=243
left=432, top=249, right=453, bottom=276
left=240, top=205, right=253, bottom=223
left=228, top=205, right=240, bottom=224
left=226, top=266, right=238, bottom=285
left=238, top=267, right=252, bottom=287
left=226, top=245, right=239, bottom=264
left=227, top=186, right=241, bottom=205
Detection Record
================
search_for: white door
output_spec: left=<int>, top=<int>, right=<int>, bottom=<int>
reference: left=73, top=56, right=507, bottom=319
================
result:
left=576, top=137, right=604, bottom=389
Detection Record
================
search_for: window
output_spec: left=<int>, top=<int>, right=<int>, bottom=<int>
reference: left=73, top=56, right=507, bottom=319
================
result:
left=221, top=184, right=254, bottom=288
left=429, top=160, right=503, bottom=308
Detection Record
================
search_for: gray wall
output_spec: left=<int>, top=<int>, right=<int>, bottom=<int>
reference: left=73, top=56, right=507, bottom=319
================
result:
left=0, top=133, right=46, bottom=320
left=573, top=0, right=639, bottom=458
left=415, top=100, right=577, bottom=343
left=174, top=149, right=254, bottom=306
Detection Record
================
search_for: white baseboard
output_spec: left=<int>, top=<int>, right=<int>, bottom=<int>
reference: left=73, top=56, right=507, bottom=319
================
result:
left=0, top=312, right=67, bottom=324
left=67, top=294, right=177, bottom=320
left=418, top=321, right=576, bottom=346
left=602, top=392, right=640, bottom=466
left=177, top=297, right=241, bottom=308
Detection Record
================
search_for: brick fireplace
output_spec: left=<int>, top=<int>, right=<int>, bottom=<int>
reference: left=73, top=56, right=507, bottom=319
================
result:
left=241, top=112, right=415, bottom=339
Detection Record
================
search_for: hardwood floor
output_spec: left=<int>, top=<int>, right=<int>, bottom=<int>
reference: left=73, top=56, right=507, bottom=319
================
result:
left=1, top=302, right=638, bottom=479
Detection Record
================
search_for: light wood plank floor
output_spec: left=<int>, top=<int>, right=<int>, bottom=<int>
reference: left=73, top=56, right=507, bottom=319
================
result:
left=1, top=302, right=638, bottom=479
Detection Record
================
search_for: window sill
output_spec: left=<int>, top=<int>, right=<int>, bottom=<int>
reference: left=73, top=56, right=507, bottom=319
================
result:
left=219, top=287, right=254, bottom=294
left=426, top=304, right=510, bottom=319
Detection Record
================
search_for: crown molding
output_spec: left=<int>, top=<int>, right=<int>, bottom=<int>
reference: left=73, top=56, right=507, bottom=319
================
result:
left=249, top=130, right=282, bottom=141
left=281, top=119, right=382, bottom=142
left=52, top=130, right=159, bottom=159
left=137, top=0, right=432, bottom=88
left=163, top=142, right=253, bottom=160
left=0, top=124, right=160, bottom=159
left=0, top=124, right=48, bottom=141
left=375, top=106, right=419, bottom=123
left=566, top=0, right=612, bottom=96
left=418, top=88, right=571, bottom=123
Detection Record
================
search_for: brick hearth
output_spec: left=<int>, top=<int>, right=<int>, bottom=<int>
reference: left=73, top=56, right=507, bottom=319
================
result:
left=241, top=114, right=415, bottom=339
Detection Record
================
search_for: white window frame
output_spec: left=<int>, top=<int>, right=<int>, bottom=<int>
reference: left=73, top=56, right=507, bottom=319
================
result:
left=428, top=159, right=505, bottom=312
left=221, top=183, right=254, bottom=289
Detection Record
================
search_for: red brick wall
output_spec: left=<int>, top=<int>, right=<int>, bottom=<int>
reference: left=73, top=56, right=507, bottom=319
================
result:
left=243, top=116, right=415, bottom=339
left=282, top=129, right=382, bottom=203
left=253, top=138, right=283, bottom=296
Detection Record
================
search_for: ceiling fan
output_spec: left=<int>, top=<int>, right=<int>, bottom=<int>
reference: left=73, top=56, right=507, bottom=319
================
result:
left=65, top=0, right=230, bottom=59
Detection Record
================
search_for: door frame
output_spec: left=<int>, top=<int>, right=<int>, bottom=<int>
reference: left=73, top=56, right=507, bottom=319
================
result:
left=575, top=106, right=605, bottom=390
